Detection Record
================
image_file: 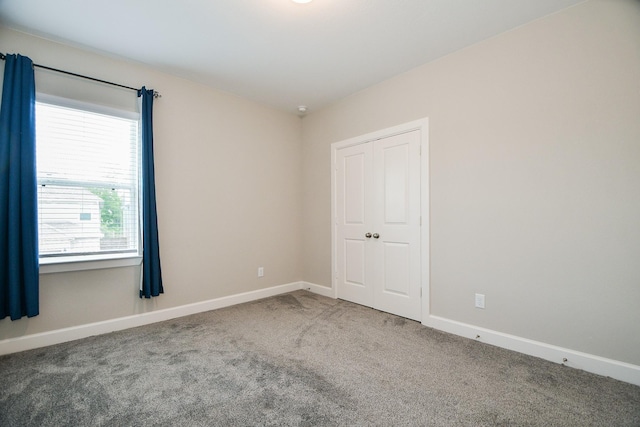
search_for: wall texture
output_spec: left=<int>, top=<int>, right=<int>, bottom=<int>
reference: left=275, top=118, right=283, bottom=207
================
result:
left=301, top=0, right=640, bottom=365
left=0, top=27, right=303, bottom=339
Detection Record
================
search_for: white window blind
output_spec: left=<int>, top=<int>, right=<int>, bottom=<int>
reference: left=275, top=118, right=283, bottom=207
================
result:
left=36, top=100, right=140, bottom=259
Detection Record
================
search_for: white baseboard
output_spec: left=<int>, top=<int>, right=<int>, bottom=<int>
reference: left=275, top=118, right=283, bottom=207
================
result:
left=3, top=282, right=637, bottom=387
left=423, top=314, right=640, bottom=387
left=0, top=281, right=304, bottom=356
left=300, top=281, right=335, bottom=298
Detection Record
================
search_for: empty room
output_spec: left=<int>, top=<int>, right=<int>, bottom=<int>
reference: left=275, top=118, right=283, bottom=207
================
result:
left=1, top=0, right=639, bottom=425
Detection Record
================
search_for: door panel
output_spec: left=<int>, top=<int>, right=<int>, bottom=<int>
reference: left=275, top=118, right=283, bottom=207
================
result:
left=344, top=154, right=366, bottom=224
left=336, top=143, right=373, bottom=307
left=344, top=239, right=366, bottom=286
left=382, top=242, right=410, bottom=296
left=382, top=143, right=410, bottom=224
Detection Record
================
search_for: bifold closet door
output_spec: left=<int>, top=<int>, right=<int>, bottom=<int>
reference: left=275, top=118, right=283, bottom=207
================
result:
left=335, top=130, right=421, bottom=321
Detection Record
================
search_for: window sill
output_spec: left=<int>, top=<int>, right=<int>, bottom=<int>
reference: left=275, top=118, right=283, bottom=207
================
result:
left=40, top=254, right=143, bottom=274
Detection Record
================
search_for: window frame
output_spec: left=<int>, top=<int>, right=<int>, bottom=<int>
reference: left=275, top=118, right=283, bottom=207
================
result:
left=35, top=94, right=143, bottom=274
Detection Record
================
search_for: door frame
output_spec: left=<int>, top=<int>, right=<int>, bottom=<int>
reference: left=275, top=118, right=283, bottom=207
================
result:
left=331, top=118, right=429, bottom=321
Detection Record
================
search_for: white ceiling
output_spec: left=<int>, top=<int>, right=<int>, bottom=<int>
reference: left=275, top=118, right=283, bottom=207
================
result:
left=0, top=0, right=583, bottom=113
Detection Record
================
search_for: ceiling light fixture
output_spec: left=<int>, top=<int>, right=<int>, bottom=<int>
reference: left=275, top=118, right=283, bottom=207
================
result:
left=292, top=0, right=313, bottom=3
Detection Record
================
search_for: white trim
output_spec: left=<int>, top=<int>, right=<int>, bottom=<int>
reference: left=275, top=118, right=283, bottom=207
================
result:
left=40, top=255, right=142, bottom=274
left=300, top=281, right=335, bottom=298
left=330, top=141, right=339, bottom=300
left=330, top=118, right=428, bottom=151
left=419, top=119, right=430, bottom=321
left=330, top=118, right=430, bottom=319
left=0, top=281, right=302, bottom=356
left=423, top=314, right=640, bottom=387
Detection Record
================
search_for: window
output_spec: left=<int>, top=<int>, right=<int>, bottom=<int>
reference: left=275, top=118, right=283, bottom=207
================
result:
left=36, top=98, right=141, bottom=264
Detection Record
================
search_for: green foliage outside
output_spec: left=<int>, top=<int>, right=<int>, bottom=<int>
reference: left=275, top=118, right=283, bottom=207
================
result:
left=90, top=188, right=123, bottom=237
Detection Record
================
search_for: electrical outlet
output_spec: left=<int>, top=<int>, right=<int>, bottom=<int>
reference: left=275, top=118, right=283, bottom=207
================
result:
left=475, top=293, right=485, bottom=309
left=258, top=267, right=264, bottom=278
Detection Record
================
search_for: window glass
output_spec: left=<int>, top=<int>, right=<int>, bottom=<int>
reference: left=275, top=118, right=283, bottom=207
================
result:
left=36, top=100, right=140, bottom=260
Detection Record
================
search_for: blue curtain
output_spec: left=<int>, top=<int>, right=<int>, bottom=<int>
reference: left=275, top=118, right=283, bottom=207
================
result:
left=138, top=87, right=163, bottom=298
left=0, top=54, right=39, bottom=320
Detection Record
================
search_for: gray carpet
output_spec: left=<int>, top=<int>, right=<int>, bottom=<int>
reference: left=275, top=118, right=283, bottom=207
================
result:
left=1, top=290, right=639, bottom=426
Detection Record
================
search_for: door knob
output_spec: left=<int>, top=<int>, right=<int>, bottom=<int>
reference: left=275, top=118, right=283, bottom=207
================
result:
left=365, top=233, right=372, bottom=238
left=373, top=233, right=380, bottom=239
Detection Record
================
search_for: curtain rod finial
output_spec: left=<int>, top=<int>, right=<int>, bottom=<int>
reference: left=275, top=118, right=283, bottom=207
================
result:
left=153, top=91, right=161, bottom=99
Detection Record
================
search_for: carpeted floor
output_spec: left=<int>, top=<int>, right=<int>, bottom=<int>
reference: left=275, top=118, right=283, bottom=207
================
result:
left=1, top=290, right=639, bottom=426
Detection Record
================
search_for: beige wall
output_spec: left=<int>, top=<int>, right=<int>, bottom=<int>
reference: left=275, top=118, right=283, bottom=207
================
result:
left=302, top=0, right=640, bottom=365
left=0, top=28, right=303, bottom=338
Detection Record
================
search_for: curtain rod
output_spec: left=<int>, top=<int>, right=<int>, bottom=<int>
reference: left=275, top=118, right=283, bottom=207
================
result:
left=0, top=52, right=160, bottom=98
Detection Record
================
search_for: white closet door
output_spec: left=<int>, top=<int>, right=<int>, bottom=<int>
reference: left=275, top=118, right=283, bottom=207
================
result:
left=335, top=129, right=421, bottom=321
left=371, top=130, right=421, bottom=321
left=335, top=142, right=374, bottom=307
